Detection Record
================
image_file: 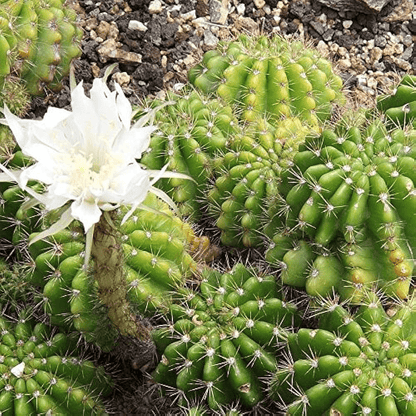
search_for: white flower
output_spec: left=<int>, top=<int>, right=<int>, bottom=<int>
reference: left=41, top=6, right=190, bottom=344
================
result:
left=0, top=65, right=188, bottom=264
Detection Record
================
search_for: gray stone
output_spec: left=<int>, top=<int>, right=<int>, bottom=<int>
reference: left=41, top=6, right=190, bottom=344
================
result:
left=209, top=0, right=229, bottom=24
left=322, top=28, right=335, bottom=41
left=316, top=0, right=391, bottom=13
left=309, top=20, right=326, bottom=35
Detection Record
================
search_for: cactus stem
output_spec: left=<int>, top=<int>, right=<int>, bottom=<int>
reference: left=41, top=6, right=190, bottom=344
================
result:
left=92, top=211, right=150, bottom=339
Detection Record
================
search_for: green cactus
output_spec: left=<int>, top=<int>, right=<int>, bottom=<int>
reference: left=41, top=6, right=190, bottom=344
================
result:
left=207, top=116, right=311, bottom=248
left=136, top=88, right=240, bottom=219
left=0, top=0, right=83, bottom=95
left=24, top=193, right=206, bottom=349
left=269, top=290, right=416, bottom=415
left=0, top=311, right=112, bottom=415
left=265, top=112, right=416, bottom=301
left=377, top=74, right=416, bottom=128
left=188, top=34, right=345, bottom=126
left=151, top=263, right=300, bottom=410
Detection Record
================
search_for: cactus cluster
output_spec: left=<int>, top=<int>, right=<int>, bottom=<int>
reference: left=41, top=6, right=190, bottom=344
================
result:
left=265, top=112, right=416, bottom=301
left=0, top=0, right=83, bottom=95
left=151, top=264, right=300, bottom=410
left=0, top=311, right=112, bottom=415
left=270, top=291, right=416, bottom=415
left=188, top=34, right=345, bottom=126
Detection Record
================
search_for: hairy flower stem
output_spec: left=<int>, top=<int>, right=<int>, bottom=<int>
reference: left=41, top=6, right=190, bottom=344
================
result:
left=92, top=212, right=150, bottom=340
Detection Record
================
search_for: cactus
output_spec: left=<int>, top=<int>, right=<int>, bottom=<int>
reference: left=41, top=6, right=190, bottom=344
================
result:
left=377, top=74, right=416, bottom=128
left=188, top=34, right=345, bottom=126
left=0, top=0, right=83, bottom=95
left=151, top=263, right=300, bottom=410
left=207, top=116, right=311, bottom=248
left=0, top=311, right=112, bottom=415
left=24, top=193, right=206, bottom=349
left=265, top=112, right=416, bottom=301
left=136, top=88, right=240, bottom=219
left=269, top=290, right=416, bottom=415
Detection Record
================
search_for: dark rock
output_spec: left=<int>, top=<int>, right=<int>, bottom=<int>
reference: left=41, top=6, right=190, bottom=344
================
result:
left=334, top=32, right=357, bottom=48
left=82, top=40, right=99, bottom=61
left=309, top=20, right=326, bottom=35
left=98, top=12, right=114, bottom=22
left=265, top=0, right=279, bottom=7
left=290, top=1, right=312, bottom=19
left=316, top=0, right=392, bottom=13
left=141, top=43, right=161, bottom=63
left=361, top=28, right=375, bottom=39
left=374, top=34, right=387, bottom=47
left=287, top=21, right=299, bottom=34
left=322, top=28, right=335, bottom=41
left=409, top=19, right=416, bottom=33
left=129, top=0, right=152, bottom=11
left=196, top=0, right=209, bottom=16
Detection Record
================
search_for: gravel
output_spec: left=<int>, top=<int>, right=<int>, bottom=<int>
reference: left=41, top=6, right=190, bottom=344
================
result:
left=25, top=0, right=416, bottom=414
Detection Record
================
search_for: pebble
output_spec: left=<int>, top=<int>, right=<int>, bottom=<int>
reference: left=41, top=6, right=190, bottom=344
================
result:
left=128, top=20, right=148, bottom=32
left=112, top=72, right=131, bottom=87
left=254, top=0, right=266, bottom=8
left=204, top=29, right=219, bottom=47
left=342, top=20, right=353, bottom=29
left=148, top=0, right=163, bottom=14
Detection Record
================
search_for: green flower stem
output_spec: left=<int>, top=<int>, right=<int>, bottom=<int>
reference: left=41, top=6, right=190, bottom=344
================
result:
left=92, top=212, right=150, bottom=339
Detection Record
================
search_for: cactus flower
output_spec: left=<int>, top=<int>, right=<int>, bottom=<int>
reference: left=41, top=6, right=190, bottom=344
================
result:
left=0, top=66, right=186, bottom=263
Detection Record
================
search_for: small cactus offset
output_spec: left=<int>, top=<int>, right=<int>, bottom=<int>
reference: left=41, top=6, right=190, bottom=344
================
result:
left=188, top=34, right=345, bottom=126
left=377, top=74, right=416, bottom=128
left=137, top=88, right=240, bottom=219
left=0, top=311, right=112, bottom=415
left=265, top=112, right=416, bottom=301
left=25, top=193, right=204, bottom=349
left=0, top=0, right=83, bottom=95
left=152, top=263, right=300, bottom=410
left=269, top=291, right=416, bottom=415
left=208, top=116, right=310, bottom=248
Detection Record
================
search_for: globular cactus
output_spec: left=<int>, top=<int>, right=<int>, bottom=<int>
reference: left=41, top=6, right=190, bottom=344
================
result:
left=25, top=193, right=206, bottom=349
left=137, top=88, right=240, bottom=219
left=208, top=116, right=310, bottom=248
left=0, top=0, right=83, bottom=95
left=188, top=34, right=345, bottom=126
left=269, top=291, right=416, bottom=415
left=0, top=311, right=112, bottom=415
left=265, top=113, right=416, bottom=301
left=151, top=263, right=300, bottom=410
left=377, top=74, right=416, bottom=128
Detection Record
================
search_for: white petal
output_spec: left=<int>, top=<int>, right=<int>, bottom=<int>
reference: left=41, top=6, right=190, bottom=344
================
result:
left=114, top=82, right=132, bottom=129
left=20, top=163, right=56, bottom=185
left=112, top=126, right=155, bottom=160
left=70, top=198, right=102, bottom=233
left=11, top=362, right=25, bottom=378
left=29, top=207, right=74, bottom=245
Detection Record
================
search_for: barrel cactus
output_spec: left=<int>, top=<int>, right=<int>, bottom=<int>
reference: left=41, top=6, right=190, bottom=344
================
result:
left=0, top=312, right=112, bottom=415
left=377, top=74, right=416, bottom=128
left=265, top=112, right=416, bottom=301
left=0, top=0, right=83, bottom=95
left=137, top=88, right=240, bottom=219
left=269, top=290, right=416, bottom=415
left=207, top=116, right=310, bottom=248
left=151, top=263, right=300, bottom=410
left=23, top=192, right=207, bottom=350
left=188, top=34, right=345, bottom=126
